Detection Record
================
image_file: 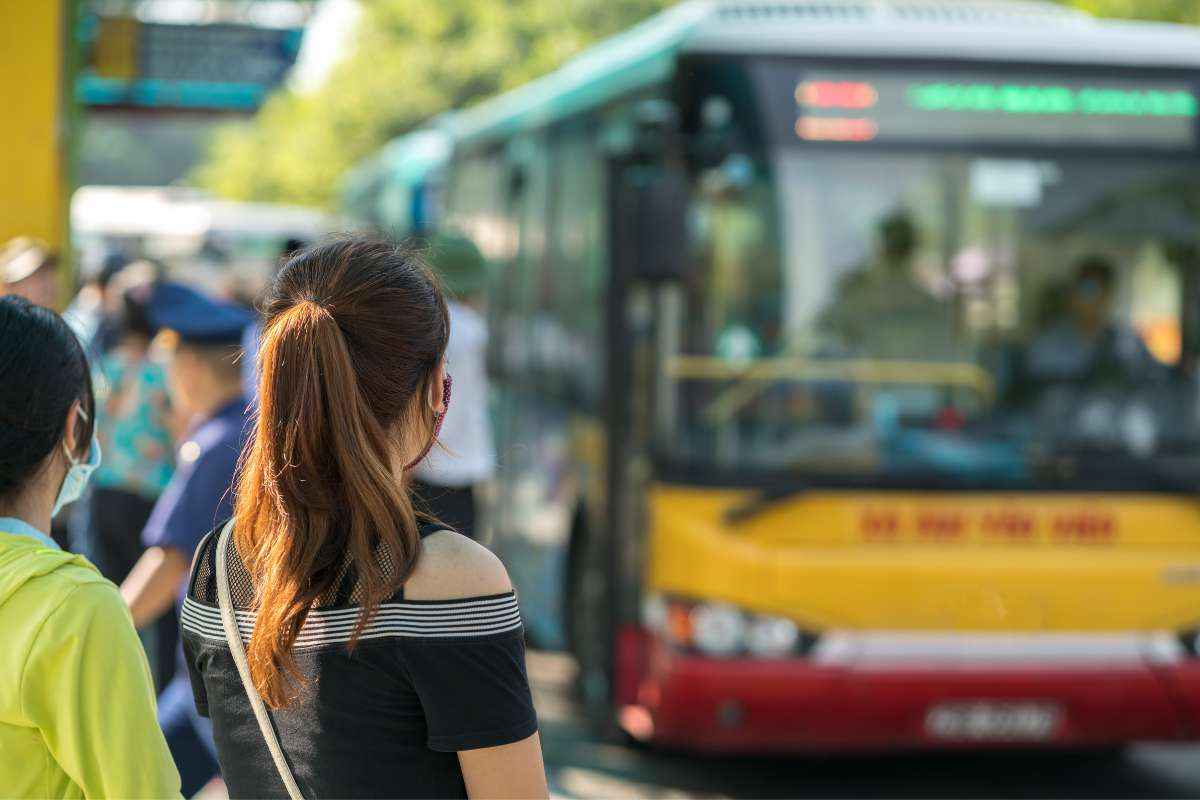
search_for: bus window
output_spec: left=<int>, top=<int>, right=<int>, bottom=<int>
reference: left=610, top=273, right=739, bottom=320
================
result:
left=685, top=153, right=782, bottom=358
left=659, top=151, right=1200, bottom=489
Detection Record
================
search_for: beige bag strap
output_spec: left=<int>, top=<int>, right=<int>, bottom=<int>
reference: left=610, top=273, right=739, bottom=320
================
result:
left=215, top=519, right=306, bottom=800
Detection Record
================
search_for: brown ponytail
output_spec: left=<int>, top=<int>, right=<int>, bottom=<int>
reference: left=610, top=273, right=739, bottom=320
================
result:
left=233, top=237, right=449, bottom=708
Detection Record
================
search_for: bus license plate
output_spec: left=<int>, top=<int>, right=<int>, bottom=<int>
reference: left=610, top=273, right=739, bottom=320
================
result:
left=925, top=702, right=1060, bottom=741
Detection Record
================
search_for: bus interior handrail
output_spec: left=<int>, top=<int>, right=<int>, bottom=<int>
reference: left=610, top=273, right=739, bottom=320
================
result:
left=664, top=355, right=996, bottom=423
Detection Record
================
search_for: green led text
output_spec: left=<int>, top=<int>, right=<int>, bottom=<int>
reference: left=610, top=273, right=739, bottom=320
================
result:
left=907, top=83, right=1199, bottom=117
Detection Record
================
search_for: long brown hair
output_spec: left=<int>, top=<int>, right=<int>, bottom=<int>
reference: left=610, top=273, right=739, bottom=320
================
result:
left=233, top=237, right=449, bottom=708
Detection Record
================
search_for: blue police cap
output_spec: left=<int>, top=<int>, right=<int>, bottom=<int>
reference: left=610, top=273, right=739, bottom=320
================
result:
left=146, top=281, right=254, bottom=346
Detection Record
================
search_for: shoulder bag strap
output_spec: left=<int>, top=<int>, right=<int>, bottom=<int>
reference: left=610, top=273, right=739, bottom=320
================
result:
left=215, top=519, right=306, bottom=800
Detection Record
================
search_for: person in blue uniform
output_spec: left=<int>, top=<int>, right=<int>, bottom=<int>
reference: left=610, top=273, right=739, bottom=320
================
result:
left=118, top=282, right=252, bottom=797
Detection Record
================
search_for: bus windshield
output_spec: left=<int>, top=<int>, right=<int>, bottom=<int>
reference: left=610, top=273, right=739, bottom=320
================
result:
left=656, top=151, right=1200, bottom=490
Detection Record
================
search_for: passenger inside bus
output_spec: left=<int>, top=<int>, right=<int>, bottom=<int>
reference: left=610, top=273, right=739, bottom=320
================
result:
left=820, top=211, right=957, bottom=361
left=660, top=151, right=1200, bottom=488
left=691, top=154, right=775, bottom=358
left=1026, top=255, right=1162, bottom=390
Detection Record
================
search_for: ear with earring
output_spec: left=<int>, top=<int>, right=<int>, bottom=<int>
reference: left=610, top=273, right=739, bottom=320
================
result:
left=404, top=374, right=452, bottom=472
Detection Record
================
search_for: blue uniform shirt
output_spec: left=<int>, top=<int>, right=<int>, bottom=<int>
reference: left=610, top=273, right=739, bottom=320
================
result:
left=142, top=396, right=249, bottom=569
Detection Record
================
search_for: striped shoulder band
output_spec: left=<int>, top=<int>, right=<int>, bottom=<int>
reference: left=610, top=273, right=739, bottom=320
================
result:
left=181, top=592, right=522, bottom=647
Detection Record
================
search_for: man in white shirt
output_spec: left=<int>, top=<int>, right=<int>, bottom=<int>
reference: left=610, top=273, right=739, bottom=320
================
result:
left=414, top=234, right=495, bottom=539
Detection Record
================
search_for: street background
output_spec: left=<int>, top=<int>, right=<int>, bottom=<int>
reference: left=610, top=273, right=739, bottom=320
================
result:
left=6, top=1, right=1200, bottom=798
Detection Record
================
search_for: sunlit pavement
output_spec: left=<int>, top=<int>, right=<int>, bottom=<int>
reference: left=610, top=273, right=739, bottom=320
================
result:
left=528, top=652, right=1200, bottom=799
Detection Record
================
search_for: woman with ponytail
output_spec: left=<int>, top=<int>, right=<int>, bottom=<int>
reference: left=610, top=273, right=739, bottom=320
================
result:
left=180, top=237, right=545, bottom=799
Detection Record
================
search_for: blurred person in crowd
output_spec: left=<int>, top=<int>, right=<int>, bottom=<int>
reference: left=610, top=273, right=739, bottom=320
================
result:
left=412, top=233, right=496, bottom=539
left=242, top=237, right=309, bottom=402
left=75, top=262, right=174, bottom=580
left=72, top=263, right=179, bottom=687
left=63, top=250, right=132, bottom=351
left=120, top=282, right=252, bottom=797
left=0, top=295, right=181, bottom=799
left=1, top=237, right=59, bottom=309
left=1027, top=255, right=1160, bottom=387
left=181, top=238, right=545, bottom=799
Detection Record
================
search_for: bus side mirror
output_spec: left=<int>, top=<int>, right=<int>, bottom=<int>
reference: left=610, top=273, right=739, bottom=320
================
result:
left=610, top=100, right=689, bottom=283
left=628, top=166, right=689, bottom=283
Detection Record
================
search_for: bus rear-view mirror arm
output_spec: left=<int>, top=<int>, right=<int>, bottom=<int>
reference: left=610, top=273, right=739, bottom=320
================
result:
left=627, top=167, right=690, bottom=283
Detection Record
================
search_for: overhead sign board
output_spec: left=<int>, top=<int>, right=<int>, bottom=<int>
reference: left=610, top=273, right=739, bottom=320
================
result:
left=80, top=17, right=302, bottom=111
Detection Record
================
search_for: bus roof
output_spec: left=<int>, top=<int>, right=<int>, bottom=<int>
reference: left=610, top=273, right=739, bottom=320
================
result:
left=374, top=128, right=453, bottom=186
left=342, top=126, right=452, bottom=222
left=447, top=0, right=1200, bottom=149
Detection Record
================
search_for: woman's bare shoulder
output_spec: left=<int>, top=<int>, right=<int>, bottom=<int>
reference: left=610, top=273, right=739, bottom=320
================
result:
left=404, top=530, right=513, bottom=601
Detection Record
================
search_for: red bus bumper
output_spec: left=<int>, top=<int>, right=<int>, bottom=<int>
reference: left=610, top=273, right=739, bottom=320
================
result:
left=617, top=628, right=1200, bottom=753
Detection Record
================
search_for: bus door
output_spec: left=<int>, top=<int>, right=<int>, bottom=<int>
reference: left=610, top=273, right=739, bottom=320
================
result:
left=597, top=137, right=690, bottom=721
left=487, top=135, right=571, bottom=648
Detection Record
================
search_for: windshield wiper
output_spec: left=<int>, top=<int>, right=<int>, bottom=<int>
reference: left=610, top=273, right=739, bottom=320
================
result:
left=723, top=480, right=810, bottom=526
left=719, top=469, right=1012, bottom=526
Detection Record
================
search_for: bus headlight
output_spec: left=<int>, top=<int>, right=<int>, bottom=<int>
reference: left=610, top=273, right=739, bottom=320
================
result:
left=642, top=595, right=817, bottom=659
left=746, top=615, right=800, bottom=658
left=691, top=603, right=746, bottom=657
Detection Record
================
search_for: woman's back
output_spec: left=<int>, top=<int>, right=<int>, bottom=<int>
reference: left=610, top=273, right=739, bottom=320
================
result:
left=0, top=527, right=180, bottom=798
left=182, top=522, right=534, bottom=799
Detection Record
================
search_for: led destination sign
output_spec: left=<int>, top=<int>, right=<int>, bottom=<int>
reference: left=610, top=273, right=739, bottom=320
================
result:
left=759, top=65, right=1200, bottom=150
left=906, top=82, right=1197, bottom=117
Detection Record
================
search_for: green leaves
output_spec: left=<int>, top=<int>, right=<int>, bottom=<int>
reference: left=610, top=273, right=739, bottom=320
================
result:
left=1068, top=0, right=1199, bottom=25
left=193, top=0, right=674, bottom=206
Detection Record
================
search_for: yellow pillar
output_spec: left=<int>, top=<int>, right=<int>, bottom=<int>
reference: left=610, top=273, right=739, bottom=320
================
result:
left=0, top=1, right=67, bottom=253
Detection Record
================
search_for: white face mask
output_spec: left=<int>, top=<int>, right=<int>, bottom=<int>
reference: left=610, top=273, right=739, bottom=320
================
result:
left=53, top=412, right=102, bottom=517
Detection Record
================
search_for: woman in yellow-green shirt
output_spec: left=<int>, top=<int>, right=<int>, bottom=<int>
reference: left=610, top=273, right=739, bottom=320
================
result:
left=0, top=295, right=180, bottom=799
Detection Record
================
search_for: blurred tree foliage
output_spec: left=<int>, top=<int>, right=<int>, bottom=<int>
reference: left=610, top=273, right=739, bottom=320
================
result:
left=194, top=0, right=1198, bottom=207
left=1066, top=0, right=1199, bottom=25
left=193, top=0, right=675, bottom=206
